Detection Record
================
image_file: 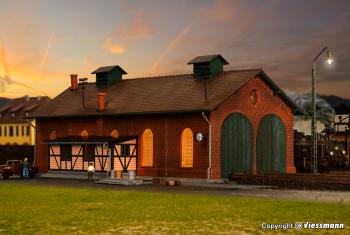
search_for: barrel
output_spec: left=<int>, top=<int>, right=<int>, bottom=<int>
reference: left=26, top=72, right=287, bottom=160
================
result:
left=128, top=170, right=136, bottom=181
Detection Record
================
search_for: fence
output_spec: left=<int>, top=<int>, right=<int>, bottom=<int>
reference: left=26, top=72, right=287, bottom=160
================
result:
left=0, top=145, right=34, bottom=164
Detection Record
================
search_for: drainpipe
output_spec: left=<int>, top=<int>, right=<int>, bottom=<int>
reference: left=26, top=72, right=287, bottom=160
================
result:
left=201, top=112, right=211, bottom=180
left=165, top=119, right=168, bottom=177
left=109, top=144, right=114, bottom=178
left=25, top=118, right=36, bottom=166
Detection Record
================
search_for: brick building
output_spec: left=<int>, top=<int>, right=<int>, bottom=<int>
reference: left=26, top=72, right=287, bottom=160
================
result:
left=0, top=96, right=50, bottom=145
left=32, top=55, right=297, bottom=179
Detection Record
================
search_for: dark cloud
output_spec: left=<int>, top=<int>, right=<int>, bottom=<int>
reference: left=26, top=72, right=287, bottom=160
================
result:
left=213, top=0, right=350, bottom=98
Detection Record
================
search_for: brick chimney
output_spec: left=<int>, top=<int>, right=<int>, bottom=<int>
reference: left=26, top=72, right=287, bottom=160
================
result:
left=70, top=74, right=79, bottom=90
left=97, top=93, right=106, bottom=112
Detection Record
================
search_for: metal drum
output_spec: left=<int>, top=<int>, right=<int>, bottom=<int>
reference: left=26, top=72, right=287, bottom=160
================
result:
left=128, top=170, right=136, bottom=181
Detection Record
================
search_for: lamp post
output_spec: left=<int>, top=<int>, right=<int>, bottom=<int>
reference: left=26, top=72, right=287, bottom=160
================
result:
left=311, top=47, right=333, bottom=174
left=79, top=78, right=88, bottom=109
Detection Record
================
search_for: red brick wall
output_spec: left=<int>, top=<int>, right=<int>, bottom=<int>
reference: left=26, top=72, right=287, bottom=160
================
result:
left=210, top=76, right=296, bottom=179
left=36, top=114, right=209, bottom=178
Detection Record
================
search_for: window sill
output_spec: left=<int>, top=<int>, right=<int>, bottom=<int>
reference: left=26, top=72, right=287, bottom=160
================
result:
left=180, top=166, right=194, bottom=169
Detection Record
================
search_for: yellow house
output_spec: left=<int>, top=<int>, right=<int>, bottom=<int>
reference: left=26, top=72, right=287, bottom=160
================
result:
left=0, top=96, right=50, bottom=145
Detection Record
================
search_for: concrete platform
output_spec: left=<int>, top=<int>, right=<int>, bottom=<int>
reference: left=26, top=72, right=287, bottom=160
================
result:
left=95, top=178, right=153, bottom=186
left=41, top=171, right=226, bottom=184
left=41, top=170, right=107, bottom=180
left=136, top=176, right=226, bottom=184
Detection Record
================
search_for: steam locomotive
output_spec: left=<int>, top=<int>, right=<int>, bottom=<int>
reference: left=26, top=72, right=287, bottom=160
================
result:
left=294, top=130, right=349, bottom=173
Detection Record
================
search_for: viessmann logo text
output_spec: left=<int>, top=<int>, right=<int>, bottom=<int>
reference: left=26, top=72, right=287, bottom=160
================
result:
left=261, top=222, right=344, bottom=230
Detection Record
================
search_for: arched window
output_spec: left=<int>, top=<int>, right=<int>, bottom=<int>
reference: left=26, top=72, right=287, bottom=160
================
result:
left=142, top=129, right=153, bottom=166
left=49, top=130, right=57, bottom=140
left=181, top=128, right=193, bottom=168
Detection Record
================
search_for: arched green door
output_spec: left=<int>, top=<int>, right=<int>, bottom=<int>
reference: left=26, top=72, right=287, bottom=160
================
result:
left=220, top=113, right=252, bottom=178
left=256, top=114, right=286, bottom=174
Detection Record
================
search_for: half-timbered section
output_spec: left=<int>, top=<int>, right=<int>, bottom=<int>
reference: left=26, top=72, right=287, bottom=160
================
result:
left=33, top=54, right=298, bottom=179
left=45, top=136, right=137, bottom=173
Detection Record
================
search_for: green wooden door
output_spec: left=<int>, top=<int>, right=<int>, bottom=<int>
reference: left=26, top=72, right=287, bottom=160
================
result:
left=220, top=113, right=252, bottom=178
left=256, top=114, right=286, bottom=174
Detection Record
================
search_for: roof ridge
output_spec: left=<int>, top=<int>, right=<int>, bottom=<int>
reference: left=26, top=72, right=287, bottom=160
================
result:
left=84, top=68, right=262, bottom=84
left=127, top=68, right=261, bottom=80
left=126, top=73, right=193, bottom=81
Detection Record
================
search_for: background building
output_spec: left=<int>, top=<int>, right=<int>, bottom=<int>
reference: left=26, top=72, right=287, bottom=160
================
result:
left=0, top=96, right=50, bottom=145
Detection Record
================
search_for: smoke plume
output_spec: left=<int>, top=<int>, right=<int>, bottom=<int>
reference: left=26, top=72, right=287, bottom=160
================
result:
left=287, top=91, right=335, bottom=128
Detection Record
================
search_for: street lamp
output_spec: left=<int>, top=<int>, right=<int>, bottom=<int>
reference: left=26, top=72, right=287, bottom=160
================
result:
left=311, top=46, right=334, bottom=174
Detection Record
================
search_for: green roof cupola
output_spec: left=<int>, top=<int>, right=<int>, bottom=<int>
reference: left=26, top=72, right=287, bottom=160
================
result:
left=188, top=54, right=229, bottom=79
left=92, top=65, right=127, bottom=88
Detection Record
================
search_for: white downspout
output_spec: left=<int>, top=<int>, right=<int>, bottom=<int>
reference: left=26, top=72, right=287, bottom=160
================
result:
left=201, top=112, right=211, bottom=180
left=109, top=145, right=114, bottom=178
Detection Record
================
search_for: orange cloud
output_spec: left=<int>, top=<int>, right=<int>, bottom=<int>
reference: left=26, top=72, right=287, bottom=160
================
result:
left=167, top=25, right=191, bottom=51
left=0, top=45, right=48, bottom=96
left=203, top=0, right=234, bottom=21
left=103, top=10, right=154, bottom=55
left=103, top=38, right=126, bottom=54
left=0, top=44, right=11, bottom=82
left=40, top=32, right=54, bottom=73
left=151, top=25, right=191, bottom=75
left=117, top=11, right=155, bottom=40
left=151, top=54, right=165, bottom=75
left=0, top=36, right=67, bottom=98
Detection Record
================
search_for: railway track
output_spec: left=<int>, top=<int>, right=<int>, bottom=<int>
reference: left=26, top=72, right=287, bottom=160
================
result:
left=230, top=173, right=350, bottom=191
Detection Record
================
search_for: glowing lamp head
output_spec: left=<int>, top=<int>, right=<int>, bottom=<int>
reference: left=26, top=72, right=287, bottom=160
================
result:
left=195, top=132, right=204, bottom=142
left=330, top=151, right=334, bottom=156
left=326, top=50, right=334, bottom=65
left=326, top=58, right=333, bottom=65
left=342, top=150, right=346, bottom=155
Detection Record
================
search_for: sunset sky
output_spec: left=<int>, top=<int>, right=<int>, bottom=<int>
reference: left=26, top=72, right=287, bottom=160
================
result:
left=0, top=0, right=349, bottom=98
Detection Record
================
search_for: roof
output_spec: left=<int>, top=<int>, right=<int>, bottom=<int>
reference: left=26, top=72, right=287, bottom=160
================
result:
left=43, top=135, right=138, bottom=144
left=334, top=103, right=350, bottom=115
left=0, top=104, right=11, bottom=113
left=32, top=69, right=298, bottom=119
left=91, top=65, right=127, bottom=75
left=0, top=96, right=51, bottom=123
left=188, top=54, right=229, bottom=65
left=10, top=104, right=25, bottom=112
left=23, top=104, right=39, bottom=112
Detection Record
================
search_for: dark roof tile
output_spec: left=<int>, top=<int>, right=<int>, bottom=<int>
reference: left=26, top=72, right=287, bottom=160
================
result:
left=91, top=65, right=127, bottom=74
left=43, top=135, right=137, bottom=144
left=0, top=96, right=50, bottom=123
left=188, top=54, right=229, bottom=65
left=32, top=69, right=297, bottom=118
left=32, top=69, right=296, bottom=117
left=10, top=104, right=25, bottom=112
left=23, top=104, right=39, bottom=112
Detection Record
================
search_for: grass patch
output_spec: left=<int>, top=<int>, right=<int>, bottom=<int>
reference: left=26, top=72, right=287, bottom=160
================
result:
left=0, top=182, right=349, bottom=234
